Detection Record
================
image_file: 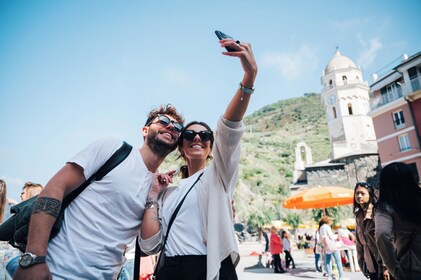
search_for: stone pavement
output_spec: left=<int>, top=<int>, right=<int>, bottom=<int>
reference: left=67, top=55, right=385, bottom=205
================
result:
left=236, top=242, right=367, bottom=280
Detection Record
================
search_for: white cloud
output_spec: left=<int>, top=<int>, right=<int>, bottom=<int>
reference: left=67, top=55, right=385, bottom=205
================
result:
left=357, top=35, right=383, bottom=68
left=261, top=44, right=318, bottom=81
left=161, top=67, right=192, bottom=85
left=332, top=18, right=370, bottom=32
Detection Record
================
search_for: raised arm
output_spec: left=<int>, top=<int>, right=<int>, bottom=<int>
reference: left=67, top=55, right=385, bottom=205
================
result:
left=14, top=163, right=85, bottom=280
left=219, top=39, right=258, bottom=121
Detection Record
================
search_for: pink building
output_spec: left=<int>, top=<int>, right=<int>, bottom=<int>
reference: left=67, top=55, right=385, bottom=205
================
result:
left=369, top=51, right=421, bottom=181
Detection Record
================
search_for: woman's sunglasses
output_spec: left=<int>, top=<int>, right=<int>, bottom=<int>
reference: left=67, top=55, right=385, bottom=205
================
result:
left=147, top=114, right=184, bottom=133
left=355, top=182, right=372, bottom=188
left=182, top=130, right=213, bottom=141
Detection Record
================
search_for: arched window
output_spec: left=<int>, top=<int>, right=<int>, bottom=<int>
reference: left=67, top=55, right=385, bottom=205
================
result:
left=329, top=79, right=333, bottom=88
left=333, top=107, right=337, bottom=119
left=342, top=75, right=348, bottom=85
left=348, top=103, right=353, bottom=115
left=356, top=76, right=359, bottom=81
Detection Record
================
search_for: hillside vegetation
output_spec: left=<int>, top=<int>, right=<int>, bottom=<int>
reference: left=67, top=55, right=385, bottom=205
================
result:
left=161, top=93, right=331, bottom=225
left=235, top=93, right=330, bottom=224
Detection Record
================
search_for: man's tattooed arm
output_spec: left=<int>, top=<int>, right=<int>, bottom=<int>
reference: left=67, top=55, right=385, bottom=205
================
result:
left=32, top=197, right=62, bottom=218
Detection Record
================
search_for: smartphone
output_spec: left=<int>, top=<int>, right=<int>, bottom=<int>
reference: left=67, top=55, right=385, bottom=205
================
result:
left=215, top=30, right=236, bottom=52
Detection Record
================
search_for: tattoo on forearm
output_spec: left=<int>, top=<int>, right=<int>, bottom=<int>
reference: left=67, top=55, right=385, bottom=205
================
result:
left=32, top=197, right=62, bottom=218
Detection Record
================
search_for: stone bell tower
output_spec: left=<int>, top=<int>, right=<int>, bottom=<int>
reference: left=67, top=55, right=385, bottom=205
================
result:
left=321, top=49, right=378, bottom=160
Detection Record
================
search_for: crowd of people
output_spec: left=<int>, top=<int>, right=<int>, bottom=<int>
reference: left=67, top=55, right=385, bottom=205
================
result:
left=311, top=162, right=421, bottom=280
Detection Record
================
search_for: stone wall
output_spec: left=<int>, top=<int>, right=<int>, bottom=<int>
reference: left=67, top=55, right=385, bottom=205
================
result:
left=305, top=154, right=380, bottom=188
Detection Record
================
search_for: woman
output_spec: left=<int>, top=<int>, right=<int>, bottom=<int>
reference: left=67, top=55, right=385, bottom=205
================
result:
left=0, top=179, right=6, bottom=223
left=318, top=215, right=345, bottom=280
left=375, top=162, right=421, bottom=280
left=270, top=226, right=286, bottom=274
left=281, top=230, right=295, bottom=270
left=354, top=182, right=388, bottom=280
left=140, top=38, right=257, bottom=280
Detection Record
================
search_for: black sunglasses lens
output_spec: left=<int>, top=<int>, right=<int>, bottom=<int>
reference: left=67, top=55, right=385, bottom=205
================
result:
left=183, top=131, right=195, bottom=140
left=158, top=115, right=170, bottom=126
left=173, top=123, right=183, bottom=133
left=199, top=131, right=212, bottom=141
left=158, top=115, right=183, bottom=133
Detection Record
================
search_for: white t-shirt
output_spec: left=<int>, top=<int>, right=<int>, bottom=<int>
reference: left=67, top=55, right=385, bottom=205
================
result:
left=319, top=224, right=337, bottom=254
left=161, top=172, right=207, bottom=256
left=46, top=137, right=153, bottom=279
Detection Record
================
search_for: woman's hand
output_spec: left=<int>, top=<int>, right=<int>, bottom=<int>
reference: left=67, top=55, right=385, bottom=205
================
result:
left=383, top=269, right=391, bottom=280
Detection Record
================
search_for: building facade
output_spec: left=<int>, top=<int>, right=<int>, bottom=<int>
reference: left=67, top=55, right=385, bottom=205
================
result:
left=368, top=51, right=421, bottom=181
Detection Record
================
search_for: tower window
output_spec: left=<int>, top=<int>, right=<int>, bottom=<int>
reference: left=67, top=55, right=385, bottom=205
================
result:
left=348, top=103, right=353, bottom=115
left=342, top=75, right=347, bottom=85
left=393, top=110, right=406, bottom=129
left=329, top=79, right=333, bottom=88
left=333, top=107, right=337, bottom=119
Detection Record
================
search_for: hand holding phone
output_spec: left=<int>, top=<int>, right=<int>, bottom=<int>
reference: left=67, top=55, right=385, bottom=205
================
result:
left=215, top=30, right=236, bottom=52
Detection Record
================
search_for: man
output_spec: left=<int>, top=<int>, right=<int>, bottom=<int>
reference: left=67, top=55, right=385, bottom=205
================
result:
left=14, top=105, right=184, bottom=279
left=20, top=182, right=43, bottom=201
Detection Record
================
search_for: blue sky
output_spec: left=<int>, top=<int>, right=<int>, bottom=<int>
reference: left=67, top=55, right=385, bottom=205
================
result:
left=1, top=0, right=420, bottom=201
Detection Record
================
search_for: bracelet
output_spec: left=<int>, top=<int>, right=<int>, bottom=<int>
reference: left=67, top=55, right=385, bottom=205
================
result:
left=239, top=83, right=255, bottom=94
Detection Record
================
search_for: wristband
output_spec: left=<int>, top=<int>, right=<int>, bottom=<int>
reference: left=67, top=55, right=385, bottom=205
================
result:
left=239, top=83, right=255, bottom=94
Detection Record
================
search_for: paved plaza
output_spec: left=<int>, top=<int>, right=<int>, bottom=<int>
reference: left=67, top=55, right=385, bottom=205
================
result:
left=236, top=242, right=367, bottom=280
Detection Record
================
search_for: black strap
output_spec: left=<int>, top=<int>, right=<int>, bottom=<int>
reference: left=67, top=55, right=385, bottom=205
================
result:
left=62, top=141, right=132, bottom=209
left=151, top=172, right=204, bottom=278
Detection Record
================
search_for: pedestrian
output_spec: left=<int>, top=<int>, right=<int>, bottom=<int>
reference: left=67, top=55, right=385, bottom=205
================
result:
left=354, top=182, right=389, bottom=280
left=282, top=230, right=295, bottom=269
left=319, top=215, right=345, bottom=280
left=0, top=180, right=6, bottom=224
left=20, top=182, right=43, bottom=201
left=269, top=226, right=286, bottom=274
left=375, top=162, right=421, bottom=280
left=13, top=104, right=184, bottom=279
left=140, top=37, right=257, bottom=280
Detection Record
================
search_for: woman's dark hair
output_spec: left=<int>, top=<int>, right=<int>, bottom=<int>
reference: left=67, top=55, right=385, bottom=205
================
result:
left=177, top=121, right=214, bottom=179
left=377, top=162, right=421, bottom=224
left=353, top=182, right=377, bottom=213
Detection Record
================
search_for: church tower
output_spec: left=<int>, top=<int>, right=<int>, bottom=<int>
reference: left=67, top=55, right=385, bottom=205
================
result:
left=321, top=49, right=377, bottom=160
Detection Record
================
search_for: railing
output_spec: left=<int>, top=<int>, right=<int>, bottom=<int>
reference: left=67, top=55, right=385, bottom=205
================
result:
left=370, top=77, right=421, bottom=110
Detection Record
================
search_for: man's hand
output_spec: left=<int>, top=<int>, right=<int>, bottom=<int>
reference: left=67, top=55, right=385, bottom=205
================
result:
left=13, top=263, right=52, bottom=280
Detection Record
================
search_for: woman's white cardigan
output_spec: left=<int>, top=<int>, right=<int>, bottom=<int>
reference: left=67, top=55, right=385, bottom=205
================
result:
left=140, top=116, right=244, bottom=280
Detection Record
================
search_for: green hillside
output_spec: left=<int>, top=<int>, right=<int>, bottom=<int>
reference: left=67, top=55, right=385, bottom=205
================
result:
left=235, top=93, right=330, bottom=224
left=161, top=93, right=331, bottom=225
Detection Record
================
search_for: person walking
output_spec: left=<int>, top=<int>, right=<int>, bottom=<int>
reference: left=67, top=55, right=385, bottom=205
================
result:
left=282, top=230, right=295, bottom=270
left=319, top=216, right=345, bottom=280
left=269, top=226, right=286, bottom=274
left=140, top=37, right=257, bottom=280
left=13, top=104, right=185, bottom=279
left=375, top=162, right=421, bottom=280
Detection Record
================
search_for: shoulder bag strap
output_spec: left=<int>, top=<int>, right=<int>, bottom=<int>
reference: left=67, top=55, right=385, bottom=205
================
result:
left=147, top=172, right=204, bottom=278
left=62, top=141, right=132, bottom=209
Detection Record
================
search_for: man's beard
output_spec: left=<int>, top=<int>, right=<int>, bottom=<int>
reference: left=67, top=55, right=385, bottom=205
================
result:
left=146, top=129, right=178, bottom=157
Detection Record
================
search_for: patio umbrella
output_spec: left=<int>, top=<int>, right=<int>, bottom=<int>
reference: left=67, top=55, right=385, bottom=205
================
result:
left=282, top=186, right=354, bottom=210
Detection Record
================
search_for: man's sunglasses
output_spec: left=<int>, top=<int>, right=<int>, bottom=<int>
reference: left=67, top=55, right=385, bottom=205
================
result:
left=147, top=114, right=184, bottom=133
left=182, top=130, right=213, bottom=142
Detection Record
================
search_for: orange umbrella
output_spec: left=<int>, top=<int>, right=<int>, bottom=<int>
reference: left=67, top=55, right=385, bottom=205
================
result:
left=283, top=186, right=354, bottom=210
